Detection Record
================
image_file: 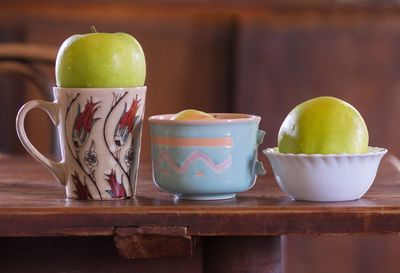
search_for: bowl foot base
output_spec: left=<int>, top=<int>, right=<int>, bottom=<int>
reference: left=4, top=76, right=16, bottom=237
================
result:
left=177, top=193, right=236, bottom=201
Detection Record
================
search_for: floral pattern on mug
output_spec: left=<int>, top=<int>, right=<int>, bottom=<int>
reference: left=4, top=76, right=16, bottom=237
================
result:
left=114, top=96, right=141, bottom=146
left=105, top=170, right=127, bottom=198
left=73, top=97, right=100, bottom=149
left=84, top=140, right=98, bottom=169
left=16, top=87, right=146, bottom=200
left=72, top=171, right=93, bottom=200
left=124, top=148, right=135, bottom=168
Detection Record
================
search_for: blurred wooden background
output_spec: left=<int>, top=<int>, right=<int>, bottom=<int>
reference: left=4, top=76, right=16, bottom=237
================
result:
left=2, top=1, right=400, bottom=273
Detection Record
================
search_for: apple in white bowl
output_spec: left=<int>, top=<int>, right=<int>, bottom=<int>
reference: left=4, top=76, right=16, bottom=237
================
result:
left=265, top=96, right=387, bottom=202
left=278, top=96, right=369, bottom=155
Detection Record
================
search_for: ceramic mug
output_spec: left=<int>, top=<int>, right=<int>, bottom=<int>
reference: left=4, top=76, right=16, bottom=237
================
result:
left=16, top=87, right=146, bottom=200
left=149, top=113, right=266, bottom=200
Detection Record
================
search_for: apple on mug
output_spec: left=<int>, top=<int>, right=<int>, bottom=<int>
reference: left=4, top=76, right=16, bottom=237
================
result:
left=56, top=29, right=146, bottom=88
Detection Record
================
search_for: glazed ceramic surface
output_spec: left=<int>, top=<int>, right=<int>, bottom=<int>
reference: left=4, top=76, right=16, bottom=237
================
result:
left=264, top=147, right=387, bottom=202
left=16, top=87, right=146, bottom=200
left=149, top=114, right=266, bottom=200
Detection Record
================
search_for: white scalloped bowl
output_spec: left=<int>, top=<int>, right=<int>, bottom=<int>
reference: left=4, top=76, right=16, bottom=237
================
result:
left=263, top=147, right=388, bottom=202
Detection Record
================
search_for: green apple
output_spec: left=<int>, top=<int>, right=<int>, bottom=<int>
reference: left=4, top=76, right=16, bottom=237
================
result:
left=172, top=109, right=216, bottom=121
left=278, top=96, right=369, bottom=154
left=56, top=32, right=145, bottom=88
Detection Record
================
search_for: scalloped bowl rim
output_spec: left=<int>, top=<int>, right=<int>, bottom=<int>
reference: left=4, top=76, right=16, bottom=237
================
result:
left=263, top=146, right=387, bottom=158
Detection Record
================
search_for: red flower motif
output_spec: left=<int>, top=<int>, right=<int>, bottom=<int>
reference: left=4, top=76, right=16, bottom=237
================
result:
left=105, top=170, right=127, bottom=198
left=72, top=171, right=93, bottom=200
left=114, top=97, right=141, bottom=146
left=73, top=98, right=100, bottom=148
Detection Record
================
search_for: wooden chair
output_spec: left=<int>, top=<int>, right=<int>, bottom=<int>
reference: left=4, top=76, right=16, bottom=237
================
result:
left=0, top=43, right=57, bottom=153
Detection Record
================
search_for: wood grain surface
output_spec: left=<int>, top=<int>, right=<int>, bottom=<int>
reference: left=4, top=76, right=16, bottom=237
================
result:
left=0, top=154, right=399, bottom=237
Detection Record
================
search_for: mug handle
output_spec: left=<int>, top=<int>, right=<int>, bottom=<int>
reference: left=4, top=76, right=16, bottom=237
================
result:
left=16, top=100, right=66, bottom=185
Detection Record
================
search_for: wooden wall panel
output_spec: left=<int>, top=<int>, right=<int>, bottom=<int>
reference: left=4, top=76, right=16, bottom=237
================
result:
left=234, top=13, right=400, bottom=156
left=0, top=26, right=26, bottom=153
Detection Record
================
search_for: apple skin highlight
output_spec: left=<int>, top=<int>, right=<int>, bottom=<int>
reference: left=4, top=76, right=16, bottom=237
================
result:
left=56, top=32, right=146, bottom=88
left=278, top=96, right=369, bottom=155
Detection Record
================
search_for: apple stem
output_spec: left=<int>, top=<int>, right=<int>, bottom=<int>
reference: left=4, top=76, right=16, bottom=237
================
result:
left=90, top=25, right=97, bottom=33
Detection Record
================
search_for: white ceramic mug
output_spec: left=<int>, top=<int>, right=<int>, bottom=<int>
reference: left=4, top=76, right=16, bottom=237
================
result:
left=16, top=87, right=146, bottom=200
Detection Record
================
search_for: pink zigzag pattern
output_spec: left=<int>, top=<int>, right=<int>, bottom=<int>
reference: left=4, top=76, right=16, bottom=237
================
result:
left=155, top=150, right=232, bottom=174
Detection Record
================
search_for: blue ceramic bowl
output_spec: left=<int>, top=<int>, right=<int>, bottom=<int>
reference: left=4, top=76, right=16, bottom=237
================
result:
left=148, top=113, right=266, bottom=200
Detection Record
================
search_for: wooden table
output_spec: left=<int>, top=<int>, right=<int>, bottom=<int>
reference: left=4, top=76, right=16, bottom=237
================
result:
left=1, top=154, right=400, bottom=273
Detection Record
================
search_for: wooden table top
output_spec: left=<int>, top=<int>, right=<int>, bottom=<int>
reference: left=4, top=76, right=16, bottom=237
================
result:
left=1, top=154, right=400, bottom=237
